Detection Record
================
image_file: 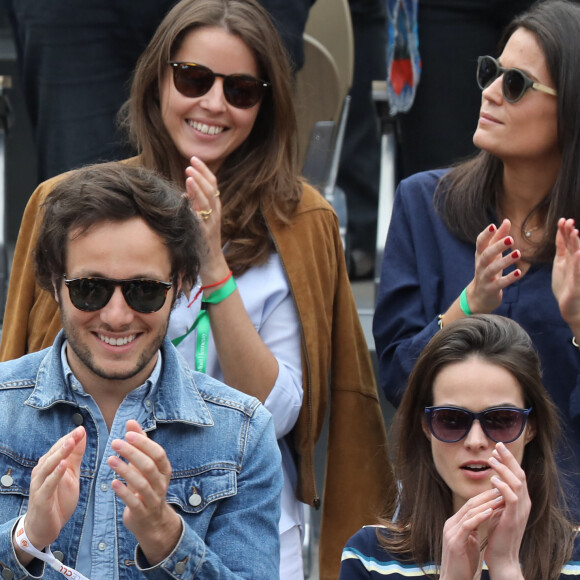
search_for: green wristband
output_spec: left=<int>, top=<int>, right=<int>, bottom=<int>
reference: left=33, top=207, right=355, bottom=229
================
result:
left=171, top=277, right=237, bottom=350
left=203, top=276, right=237, bottom=304
left=459, top=287, right=473, bottom=316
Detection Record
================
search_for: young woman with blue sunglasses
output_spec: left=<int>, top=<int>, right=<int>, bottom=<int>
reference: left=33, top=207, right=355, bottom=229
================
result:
left=342, top=315, right=579, bottom=579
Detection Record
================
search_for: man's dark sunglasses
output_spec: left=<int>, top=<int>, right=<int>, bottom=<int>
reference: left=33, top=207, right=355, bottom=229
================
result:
left=169, top=62, right=270, bottom=109
left=424, top=405, right=532, bottom=443
left=476, top=55, right=557, bottom=103
left=64, top=276, right=173, bottom=313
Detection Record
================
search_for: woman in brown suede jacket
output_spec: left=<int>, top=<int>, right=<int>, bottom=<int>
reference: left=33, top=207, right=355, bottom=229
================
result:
left=0, top=0, right=394, bottom=577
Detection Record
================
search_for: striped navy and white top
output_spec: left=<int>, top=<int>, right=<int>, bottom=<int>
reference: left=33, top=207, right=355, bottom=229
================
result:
left=340, top=525, right=580, bottom=578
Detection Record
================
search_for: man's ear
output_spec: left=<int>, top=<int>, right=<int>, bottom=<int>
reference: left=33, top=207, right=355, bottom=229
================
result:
left=52, top=278, right=61, bottom=304
left=169, top=274, right=185, bottom=312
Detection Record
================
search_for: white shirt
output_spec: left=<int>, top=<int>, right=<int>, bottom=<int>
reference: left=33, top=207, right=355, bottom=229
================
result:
left=167, top=252, right=304, bottom=534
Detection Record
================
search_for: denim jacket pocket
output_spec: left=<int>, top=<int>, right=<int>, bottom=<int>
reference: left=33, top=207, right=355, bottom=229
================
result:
left=166, top=466, right=237, bottom=515
left=0, top=448, right=34, bottom=516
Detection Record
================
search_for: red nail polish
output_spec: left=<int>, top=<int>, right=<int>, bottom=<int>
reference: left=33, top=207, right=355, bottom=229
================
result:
left=504, top=237, right=512, bottom=246
left=514, top=270, right=521, bottom=278
left=511, top=251, right=519, bottom=259
left=489, top=225, right=495, bottom=233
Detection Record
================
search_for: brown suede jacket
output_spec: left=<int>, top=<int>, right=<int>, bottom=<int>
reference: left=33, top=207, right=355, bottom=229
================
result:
left=0, top=162, right=395, bottom=580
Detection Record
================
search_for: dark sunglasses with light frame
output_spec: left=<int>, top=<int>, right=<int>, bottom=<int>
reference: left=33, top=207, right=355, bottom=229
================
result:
left=477, top=55, right=557, bottom=103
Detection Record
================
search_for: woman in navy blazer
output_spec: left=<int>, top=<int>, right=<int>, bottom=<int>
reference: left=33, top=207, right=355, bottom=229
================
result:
left=375, top=0, right=580, bottom=513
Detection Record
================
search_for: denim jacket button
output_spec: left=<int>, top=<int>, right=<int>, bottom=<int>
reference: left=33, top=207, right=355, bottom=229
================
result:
left=53, top=551, right=64, bottom=562
left=1, top=568, right=14, bottom=580
left=72, top=413, right=84, bottom=426
left=174, top=562, right=187, bottom=574
left=188, top=493, right=202, bottom=507
left=0, top=474, right=13, bottom=487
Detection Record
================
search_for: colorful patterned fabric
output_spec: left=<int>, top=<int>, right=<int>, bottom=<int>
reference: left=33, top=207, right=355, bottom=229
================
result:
left=386, top=0, right=421, bottom=115
left=340, top=526, right=580, bottom=578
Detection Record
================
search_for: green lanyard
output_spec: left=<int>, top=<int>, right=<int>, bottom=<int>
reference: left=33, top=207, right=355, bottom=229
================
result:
left=171, top=276, right=237, bottom=373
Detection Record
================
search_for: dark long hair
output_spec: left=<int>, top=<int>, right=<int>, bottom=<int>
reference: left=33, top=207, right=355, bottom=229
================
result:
left=435, top=0, right=580, bottom=263
left=120, top=0, right=302, bottom=276
left=379, top=315, right=576, bottom=580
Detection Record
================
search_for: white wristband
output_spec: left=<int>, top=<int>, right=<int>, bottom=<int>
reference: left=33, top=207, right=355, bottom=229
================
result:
left=14, top=515, right=91, bottom=580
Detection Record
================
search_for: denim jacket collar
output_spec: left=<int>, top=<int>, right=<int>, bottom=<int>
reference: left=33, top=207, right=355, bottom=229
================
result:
left=25, top=331, right=215, bottom=428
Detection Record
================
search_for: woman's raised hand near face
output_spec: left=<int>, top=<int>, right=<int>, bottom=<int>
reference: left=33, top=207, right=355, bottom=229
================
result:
left=552, top=218, right=580, bottom=341
left=442, top=220, right=521, bottom=327
left=440, top=442, right=528, bottom=580
left=182, top=156, right=278, bottom=401
left=440, top=487, right=502, bottom=580
left=484, top=442, right=529, bottom=579
left=466, top=219, right=522, bottom=314
left=185, top=156, right=230, bottom=283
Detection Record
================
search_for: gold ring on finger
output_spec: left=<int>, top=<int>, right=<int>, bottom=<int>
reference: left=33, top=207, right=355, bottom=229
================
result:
left=198, top=209, right=213, bottom=220
left=214, top=189, right=221, bottom=198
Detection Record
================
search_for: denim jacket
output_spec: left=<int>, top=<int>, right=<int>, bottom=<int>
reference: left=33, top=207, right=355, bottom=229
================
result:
left=0, top=332, right=282, bottom=580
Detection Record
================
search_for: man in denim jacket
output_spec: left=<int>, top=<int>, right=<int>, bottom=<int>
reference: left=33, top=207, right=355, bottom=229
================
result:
left=0, top=162, right=282, bottom=579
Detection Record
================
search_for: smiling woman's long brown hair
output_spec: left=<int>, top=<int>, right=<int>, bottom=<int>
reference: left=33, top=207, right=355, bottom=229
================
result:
left=379, top=315, right=576, bottom=580
left=120, top=0, right=302, bottom=276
